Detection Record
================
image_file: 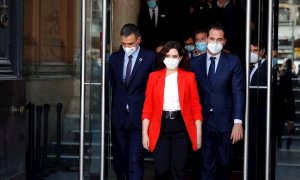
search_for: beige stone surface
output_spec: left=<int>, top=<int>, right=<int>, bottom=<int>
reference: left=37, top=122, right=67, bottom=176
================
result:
left=112, top=0, right=140, bottom=52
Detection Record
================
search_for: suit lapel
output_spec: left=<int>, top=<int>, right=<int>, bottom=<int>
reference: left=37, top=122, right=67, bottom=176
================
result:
left=200, top=54, right=212, bottom=90
left=147, top=8, right=152, bottom=21
left=212, top=53, right=226, bottom=87
left=178, top=69, right=185, bottom=112
left=118, top=51, right=126, bottom=85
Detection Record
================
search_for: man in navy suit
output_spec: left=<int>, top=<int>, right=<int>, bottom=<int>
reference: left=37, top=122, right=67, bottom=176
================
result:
left=108, top=23, right=156, bottom=180
left=190, top=23, right=245, bottom=180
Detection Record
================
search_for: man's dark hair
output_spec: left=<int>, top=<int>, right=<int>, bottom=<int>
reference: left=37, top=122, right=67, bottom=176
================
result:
left=157, top=41, right=189, bottom=71
left=182, top=32, right=195, bottom=42
left=250, top=39, right=259, bottom=47
left=194, top=28, right=208, bottom=36
left=209, top=23, right=226, bottom=38
left=250, top=39, right=268, bottom=58
left=120, top=23, right=141, bottom=37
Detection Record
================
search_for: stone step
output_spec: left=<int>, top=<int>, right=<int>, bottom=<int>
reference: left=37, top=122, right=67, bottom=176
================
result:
left=48, top=141, right=100, bottom=155
left=275, top=166, right=300, bottom=180
left=277, top=136, right=300, bottom=150
left=276, top=149, right=300, bottom=164
left=47, top=154, right=101, bottom=169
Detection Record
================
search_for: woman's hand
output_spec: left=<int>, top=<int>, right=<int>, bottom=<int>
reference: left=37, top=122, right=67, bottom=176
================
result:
left=142, top=134, right=150, bottom=150
left=195, top=120, right=202, bottom=150
left=196, top=134, right=202, bottom=150
left=142, top=118, right=150, bottom=150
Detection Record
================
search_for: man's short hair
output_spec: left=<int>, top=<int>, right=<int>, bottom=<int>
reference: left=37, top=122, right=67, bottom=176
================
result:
left=209, top=23, right=226, bottom=38
left=120, top=23, right=141, bottom=38
left=250, top=39, right=259, bottom=47
left=194, top=29, right=208, bottom=36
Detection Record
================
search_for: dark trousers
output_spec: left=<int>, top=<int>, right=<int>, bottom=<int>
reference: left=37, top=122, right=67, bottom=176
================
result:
left=200, top=124, right=233, bottom=180
left=112, top=115, right=143, bottom=180
left=248, top=127, right=266, bottom=180
left=153, top=116, right=190, bottom=180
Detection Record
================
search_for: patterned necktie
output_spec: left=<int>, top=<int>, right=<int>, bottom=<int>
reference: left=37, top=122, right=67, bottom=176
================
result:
left=152, top=9, right=156, bottom=28
left=125, top=55, right=133, bottom=86
left=208, top=56, right=216, bottom=83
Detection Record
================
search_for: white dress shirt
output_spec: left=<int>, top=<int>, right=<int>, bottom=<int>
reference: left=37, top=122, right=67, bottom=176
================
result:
left=148, top=6, right=158, bottom=27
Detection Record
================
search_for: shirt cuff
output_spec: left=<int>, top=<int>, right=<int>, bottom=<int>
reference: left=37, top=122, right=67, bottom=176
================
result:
left=234, top=119, right=243, bottom=124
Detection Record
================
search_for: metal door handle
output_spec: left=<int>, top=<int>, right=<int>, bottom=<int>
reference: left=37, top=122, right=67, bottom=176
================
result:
left=10, top=105, right=25, bottom=113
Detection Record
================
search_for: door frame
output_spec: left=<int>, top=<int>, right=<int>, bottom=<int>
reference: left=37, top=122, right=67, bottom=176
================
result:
left=244, top=0, right=274, bottom=179
left=79, top=0, right=108, bottom=179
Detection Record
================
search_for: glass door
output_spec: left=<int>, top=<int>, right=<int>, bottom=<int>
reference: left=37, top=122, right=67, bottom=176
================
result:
left=245, top=0, right=300, bottom=179
left=273, top=0, right=300, bottom=179
left=23, top=0, right=110, bottom=179
left=80, top=0, right=110, bottom=179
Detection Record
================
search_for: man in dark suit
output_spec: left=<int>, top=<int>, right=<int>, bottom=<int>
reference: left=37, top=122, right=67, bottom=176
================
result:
left=108, top=23, right=156, bottom=180
left=190, top=23, right=245, bottom=180
left=138, top=0, right=170, bottom=50
left=248, top=41, right=268, bottom=179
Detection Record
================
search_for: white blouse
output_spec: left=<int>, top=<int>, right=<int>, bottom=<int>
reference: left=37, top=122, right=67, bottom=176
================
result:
left=163, top=72, right=181, bottom=111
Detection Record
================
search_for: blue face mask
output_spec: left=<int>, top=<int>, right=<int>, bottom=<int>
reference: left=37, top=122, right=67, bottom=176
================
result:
left=195, top=42, right=207, bottom=52
left=184, top=45, right=195, bottom=52
left=147, top=0, right=157, bottom=9
left=273, top=58, right=278, bottom=67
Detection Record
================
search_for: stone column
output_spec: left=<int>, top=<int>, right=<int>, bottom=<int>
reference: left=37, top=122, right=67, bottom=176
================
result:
left=111, top=0, right=140, bottom=52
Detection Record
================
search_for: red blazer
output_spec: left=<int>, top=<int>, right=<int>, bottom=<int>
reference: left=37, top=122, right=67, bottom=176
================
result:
left=142, top=68, right=203, bottom=152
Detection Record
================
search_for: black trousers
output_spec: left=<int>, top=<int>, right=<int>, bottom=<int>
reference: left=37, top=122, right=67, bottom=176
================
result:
left=153, top=115, right=190, bottom=180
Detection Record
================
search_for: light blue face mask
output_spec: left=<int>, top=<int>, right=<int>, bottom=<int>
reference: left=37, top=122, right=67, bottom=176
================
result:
left=273, top=58, right=278, bottom=67
left=147, top=0, right=157, bottom=9
left=195, top=42, right=207, bottom=52
left=184, top=45, right=195, bottom=52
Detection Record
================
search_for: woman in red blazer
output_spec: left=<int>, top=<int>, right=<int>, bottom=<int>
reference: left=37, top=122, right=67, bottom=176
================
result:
left=142, top=41, right=203, bottom=180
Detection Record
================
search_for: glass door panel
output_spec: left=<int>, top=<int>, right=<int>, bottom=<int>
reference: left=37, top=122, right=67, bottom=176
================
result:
left=83, top=0, right=110, bottom=179
left=23, top=0, right=110, bottom=179
left=23, top=0, right=82, bottom=179
left=274, top=0, right=300, bottom=179
left=83, top=0, right=102, bottom=178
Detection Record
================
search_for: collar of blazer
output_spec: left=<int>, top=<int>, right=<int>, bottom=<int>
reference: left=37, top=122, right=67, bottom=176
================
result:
left=156, top=68, right=186, bottom=112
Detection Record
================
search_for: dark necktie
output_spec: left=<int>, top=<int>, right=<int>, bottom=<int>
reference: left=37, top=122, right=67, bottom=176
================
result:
left=125, top=55, right=133, bottom=86
left=208, top=56, right=216, bottom=83
left=250, top=64, right=255, bottom=74
left=151, top=9, right=156, bottom=28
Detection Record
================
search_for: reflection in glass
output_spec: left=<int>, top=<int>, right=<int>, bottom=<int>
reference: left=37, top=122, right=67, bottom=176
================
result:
left=275, top=1, right=300, bottom=179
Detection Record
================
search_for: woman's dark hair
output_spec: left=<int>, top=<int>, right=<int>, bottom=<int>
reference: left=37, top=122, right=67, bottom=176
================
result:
left=157, top=41, right=189, bottom=71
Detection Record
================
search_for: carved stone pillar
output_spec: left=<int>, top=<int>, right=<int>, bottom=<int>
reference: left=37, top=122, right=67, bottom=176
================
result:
left=111, top=0, right=140, bottom=52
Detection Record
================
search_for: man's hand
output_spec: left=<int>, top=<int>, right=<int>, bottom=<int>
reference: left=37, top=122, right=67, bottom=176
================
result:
left=231, top=124, right=244, bottom=144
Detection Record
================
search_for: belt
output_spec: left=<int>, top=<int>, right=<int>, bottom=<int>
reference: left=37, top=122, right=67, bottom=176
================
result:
left=162, top=110, right=181, bottom=119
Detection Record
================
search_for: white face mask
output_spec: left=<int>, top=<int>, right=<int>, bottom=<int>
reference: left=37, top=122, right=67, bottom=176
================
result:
left=123, top=46, right=137, bottom=56
left=207, top=42, right=223, bottom=54
left=250, top=52, right=259, bottom=63
left=163, top=58, right=180, bottom=70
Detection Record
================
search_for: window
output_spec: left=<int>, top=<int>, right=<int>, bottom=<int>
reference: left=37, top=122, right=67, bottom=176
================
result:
left=0, top=0, right=22, bottom=77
